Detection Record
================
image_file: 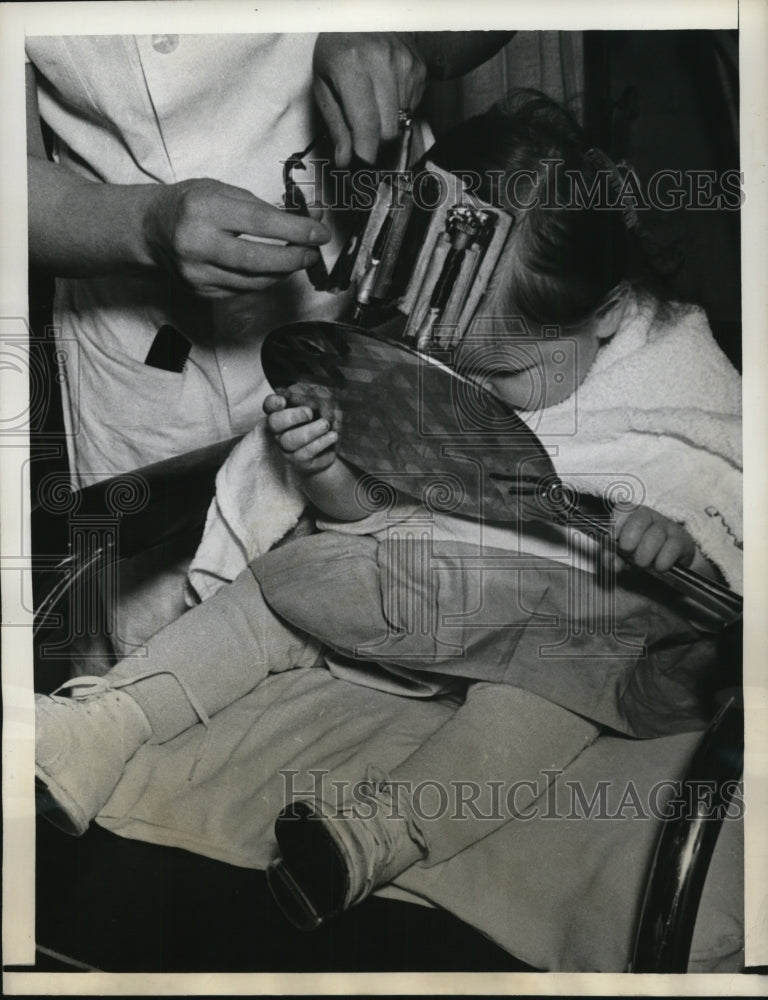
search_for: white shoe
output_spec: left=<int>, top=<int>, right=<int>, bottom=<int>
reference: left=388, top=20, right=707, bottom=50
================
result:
left=267, top=768, right=427, bottom=930
left=35, top=678, right=151, bottom=836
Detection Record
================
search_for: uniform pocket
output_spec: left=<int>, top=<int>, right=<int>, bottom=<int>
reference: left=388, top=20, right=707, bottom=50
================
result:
left=57, top=277, right=226, bottom=476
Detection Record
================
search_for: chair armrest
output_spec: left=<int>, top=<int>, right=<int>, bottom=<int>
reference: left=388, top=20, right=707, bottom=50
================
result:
left=630, top=691, right=744, bottom=972
left=32, top=436, right=242, bottom=561
left=32, top=435, right=242, bottom=635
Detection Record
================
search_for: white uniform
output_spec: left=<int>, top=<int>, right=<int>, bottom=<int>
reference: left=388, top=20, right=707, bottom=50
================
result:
left=27, top=34, right=351, bottom=481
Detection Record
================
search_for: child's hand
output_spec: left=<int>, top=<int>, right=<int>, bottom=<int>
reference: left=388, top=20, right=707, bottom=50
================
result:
left=263, top=385, right=339, bottom=475
left=610, top=505, right=696, bottom=574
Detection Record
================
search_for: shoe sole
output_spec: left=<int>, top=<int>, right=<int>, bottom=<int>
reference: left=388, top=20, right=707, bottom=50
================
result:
left=269, top=800, right=350, bottom=930
left=266, top=859, right=325, bottom=932
left=34, top=768, right=88, bottom=837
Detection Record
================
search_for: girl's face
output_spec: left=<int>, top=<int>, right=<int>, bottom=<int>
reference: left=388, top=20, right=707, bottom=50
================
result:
left=476, top=290, right=629, bottom=410
left=484, top=327, right=601, bottom=411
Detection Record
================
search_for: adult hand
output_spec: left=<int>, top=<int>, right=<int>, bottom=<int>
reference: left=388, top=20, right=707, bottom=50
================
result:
left=145, top=178, right=331, bottom=298
left=313, top=32, right=427, bottom=167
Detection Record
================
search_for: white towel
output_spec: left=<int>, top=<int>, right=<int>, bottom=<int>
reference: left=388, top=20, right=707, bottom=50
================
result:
left=185, top=417, right=305, bottom=605
left=524, top=295, right=743, bottom=592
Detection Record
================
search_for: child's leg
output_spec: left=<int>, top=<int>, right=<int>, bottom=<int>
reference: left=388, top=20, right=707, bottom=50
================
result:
left=36, top=564, right=322, bottom=835
left=107, top=563, right=322, bottom=742
left=268, top=682, right=598, bottom=928
left=385, top=682, right=599, bottom=865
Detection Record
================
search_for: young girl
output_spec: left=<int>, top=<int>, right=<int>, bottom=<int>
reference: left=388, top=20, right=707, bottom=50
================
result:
left=35, top=90, right=742, bottom=931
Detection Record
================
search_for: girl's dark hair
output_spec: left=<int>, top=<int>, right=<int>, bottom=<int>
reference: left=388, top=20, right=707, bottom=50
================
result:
left=428, top=89, right=667, bottom=328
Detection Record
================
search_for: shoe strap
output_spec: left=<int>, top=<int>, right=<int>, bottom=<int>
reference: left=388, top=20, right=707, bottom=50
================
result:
left=51, top=676, right=113, bottom=699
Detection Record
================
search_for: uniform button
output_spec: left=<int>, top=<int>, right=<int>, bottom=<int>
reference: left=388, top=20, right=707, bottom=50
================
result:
left=151, top=34, right=179, bottom=54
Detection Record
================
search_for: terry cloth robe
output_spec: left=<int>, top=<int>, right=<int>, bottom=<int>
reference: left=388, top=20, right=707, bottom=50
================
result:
left=518, top=294, right=742, bottom=593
